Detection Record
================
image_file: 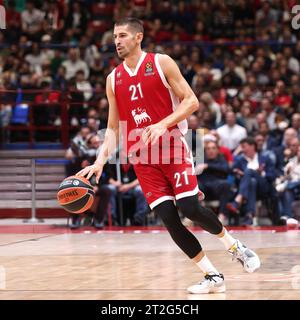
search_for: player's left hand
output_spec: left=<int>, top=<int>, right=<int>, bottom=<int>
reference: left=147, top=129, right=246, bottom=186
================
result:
left=142, top=123, right=167, bottom=145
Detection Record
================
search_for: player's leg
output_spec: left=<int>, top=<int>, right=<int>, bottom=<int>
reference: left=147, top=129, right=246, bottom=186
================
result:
left=134, top=164, right=225, bottom=293
left=177, top=194, right=261, bottom=273
left=154, top=200, right=225, bottom=294
left=162, top=150, right=261, bottom=274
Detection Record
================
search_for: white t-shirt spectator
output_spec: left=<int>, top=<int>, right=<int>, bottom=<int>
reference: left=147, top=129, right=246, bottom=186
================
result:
left=21, top=9, right=44, bottom=33
left=287, top=57, right=300, bottom=74
left=25, top=53, right=43, bottom=75
left=284, top=156, right=300, bottom=182
left=76, top=80, right=93, bottom=101
left=62, top=59, right=89, bottom=80
left=245, top=153, right=259, bottom=170
left=217, top=124, right=247, bottom=151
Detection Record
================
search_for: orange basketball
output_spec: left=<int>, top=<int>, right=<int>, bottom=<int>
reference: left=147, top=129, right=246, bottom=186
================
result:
left=57, top=175, right=95, bottom=214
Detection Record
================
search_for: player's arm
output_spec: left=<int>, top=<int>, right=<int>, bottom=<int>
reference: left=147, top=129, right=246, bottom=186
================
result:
left=142, top=54, right=199, bottom=145
left=94, top=74, right=120, bottom=167
left=159, top=54, right=199, bottom=127
left=77, top=74, right=120, bottom=183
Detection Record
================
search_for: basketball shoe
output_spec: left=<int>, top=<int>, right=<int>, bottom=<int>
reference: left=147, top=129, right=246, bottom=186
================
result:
left=228, top=240, right=260, bottom=273
left=187, top=273, right=226, bottom=294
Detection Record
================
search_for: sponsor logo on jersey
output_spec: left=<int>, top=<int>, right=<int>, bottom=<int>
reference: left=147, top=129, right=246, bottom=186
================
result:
left=145, top=61, right=155, bottom=76
left=131, top=108, right=151, bottom=126
left=116, top=71, right=122, bottom=85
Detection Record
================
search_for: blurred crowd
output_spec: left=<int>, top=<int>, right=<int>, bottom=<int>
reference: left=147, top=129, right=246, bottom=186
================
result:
left=1, top=0, right=300, bottom=227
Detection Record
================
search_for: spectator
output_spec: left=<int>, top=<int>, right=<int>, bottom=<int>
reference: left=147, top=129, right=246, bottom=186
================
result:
left=276, top=146, right=300, bottom=221
left=65, top=1, right=88, bottom=38
left=25, top=42, right=43, bottom=76
left=255, top=0, right=279, bottom=29
left=62, top=48, right=89, bottom=80
left=283, top=47, right=300, bottom=75
left=217, top=111, right=247, bottom=151
left=75, top=70, right=93, bottom=102
left=274, top=128, right=299, bottom=173
left=291, top=113, right=300, bottom=137
left=196, top=141, right=231, bottom=225
left=237, top=101, right=257, bottom=133
left=254, top=133, right=277, bottom=166
left=274, top=80, right=292, bottom=114
left=65, top=125, right=92, bottom=177
left=84, top=133, right=113, bottom=229
left=204, top=131, right=234, bottom=166
left=21, top=0, right=45, bottom=40
left=222, top=60, right=243, bottom=87
left=34, top=81, right=60, bottom=128
left=5, top=0, right=22, bottom=43
left=187, top=114, right=202, bottom=160
left=97, top=98, right=109, bottom=130
left=200, top=92, right=222, bottom=127
left=259, top=97, right=277, bottom=131
left=256, top=121, right=281, bottom=151
left=106, top=156, right=149, bottom=226
left=42, top=0, right=65, bottom=41
left=227, top=137, right=277, bottom=225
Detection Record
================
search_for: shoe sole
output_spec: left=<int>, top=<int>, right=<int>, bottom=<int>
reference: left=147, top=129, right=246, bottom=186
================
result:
left=187, top=284, right=226, bottom=294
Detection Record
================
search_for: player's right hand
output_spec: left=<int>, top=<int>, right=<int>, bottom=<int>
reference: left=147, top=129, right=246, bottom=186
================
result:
left=76, top=163, right=103, bottom=184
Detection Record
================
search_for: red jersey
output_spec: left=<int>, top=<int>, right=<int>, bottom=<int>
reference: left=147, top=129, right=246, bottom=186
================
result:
left=111, top=52, right=187, bottom=157
left=110, top=52, right=201, bottom=207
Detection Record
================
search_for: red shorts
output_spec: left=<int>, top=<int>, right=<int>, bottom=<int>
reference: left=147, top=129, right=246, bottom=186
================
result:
left=134, top=161, right=200, bottom=210
left=129, top=134, right=204, bottom=209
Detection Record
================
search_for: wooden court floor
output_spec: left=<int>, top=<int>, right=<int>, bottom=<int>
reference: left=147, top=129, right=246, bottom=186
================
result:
left=0, top=229, right=300, bottom=300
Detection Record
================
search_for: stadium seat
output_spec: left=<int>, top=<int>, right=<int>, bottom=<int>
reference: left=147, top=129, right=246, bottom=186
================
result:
left=10, top=103, right=29, bottom=125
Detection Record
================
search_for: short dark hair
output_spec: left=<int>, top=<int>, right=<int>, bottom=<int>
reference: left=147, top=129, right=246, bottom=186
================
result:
left=240, top=137, right=257, bottom=150
left=114, top=17, right=144, bottom=34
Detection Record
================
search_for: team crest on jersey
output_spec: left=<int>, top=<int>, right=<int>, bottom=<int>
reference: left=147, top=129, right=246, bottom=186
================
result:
left=131, top=108, right=151, bottom=126
left=145, top=61, right=154, bottom=76
left=117, top=71, right=122, bottom=78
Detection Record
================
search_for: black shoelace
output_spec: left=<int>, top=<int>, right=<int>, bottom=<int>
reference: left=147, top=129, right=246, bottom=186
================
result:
left=204, top=273, right=224, bottom=282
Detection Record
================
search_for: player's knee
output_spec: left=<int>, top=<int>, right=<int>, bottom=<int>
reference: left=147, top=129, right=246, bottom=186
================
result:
left=177, top=195, right=199, bottom=220
left=154, top=200, right=178, bottom=227
left=177, top=195, right=223, bottom=234
left=154, top=200, right=188, bottom=230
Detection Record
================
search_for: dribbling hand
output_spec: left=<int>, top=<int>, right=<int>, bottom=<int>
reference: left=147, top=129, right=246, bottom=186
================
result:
left=76, top=163, right=103, bottom=184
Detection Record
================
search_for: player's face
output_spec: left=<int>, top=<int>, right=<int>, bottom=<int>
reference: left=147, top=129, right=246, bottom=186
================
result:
left=113, top=25, right=141, bottom=59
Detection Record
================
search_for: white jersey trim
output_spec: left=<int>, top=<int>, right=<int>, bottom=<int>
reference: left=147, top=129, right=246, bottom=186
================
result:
left=149, top=195, right=175, bottom=210
left=155, top=53, right=188, bottom=135
left=123, top=51, right=147, bottom=77
left=155, top=53, right=171, bottom=89
left=110, top=68, right=116, bottom=95
left=175, top=185, right=199, bottom=200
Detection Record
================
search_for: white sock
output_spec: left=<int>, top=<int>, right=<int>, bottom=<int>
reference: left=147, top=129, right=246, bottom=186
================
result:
left=196, top=255, right=219, bottom=275
left=218, top=228, right=236, bottom=250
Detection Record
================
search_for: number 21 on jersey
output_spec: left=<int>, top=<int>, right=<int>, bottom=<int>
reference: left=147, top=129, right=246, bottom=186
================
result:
left=174, top=171, right=189, bottom=188
left=129, top=83, right=143, bottom=101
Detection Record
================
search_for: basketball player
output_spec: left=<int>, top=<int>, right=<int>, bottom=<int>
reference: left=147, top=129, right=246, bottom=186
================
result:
left=77, top=18, right=260, bottom=294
